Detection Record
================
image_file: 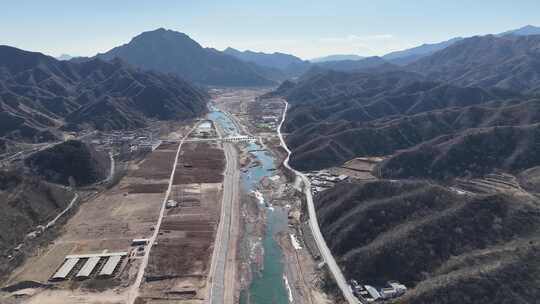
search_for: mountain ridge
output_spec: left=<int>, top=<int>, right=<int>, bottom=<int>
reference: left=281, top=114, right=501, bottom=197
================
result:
left=25, top=140, right=110, bottom=186
left=316, top=180, right=540, bottom=304
left=0, top=45, right=208, bottom=142
left=310, top=54, right=365, bottom=63
left=408, top=34, right=540, bottom=93
left=275, top=34, right=540, bottom=170
left=383, top=37, right=463, bottom=65
left=96, top=28, right=277, bottom=86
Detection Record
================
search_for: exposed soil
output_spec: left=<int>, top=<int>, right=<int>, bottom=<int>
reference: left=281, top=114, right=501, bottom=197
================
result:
left=130, top=146, right=178, bottom=180
left=125, top=184, right=168, bottom=194
left=2, top=129, right=185, bottom=303
left=139, top=139, right=225, bottom=302
left=173, top=142, right=225, bottom=184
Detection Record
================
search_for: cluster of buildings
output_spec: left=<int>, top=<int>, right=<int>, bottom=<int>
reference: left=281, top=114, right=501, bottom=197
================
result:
left=249, top=97, right=283, bottom=131
left=305, top=170, right=349, bottom=194
left=193, top=121, right=216, bottom=138
left=350, top=280, right=407, bottom=302
left=256, top=115, right=280, bottom=131
left=91, top=129, right=160, bottom=155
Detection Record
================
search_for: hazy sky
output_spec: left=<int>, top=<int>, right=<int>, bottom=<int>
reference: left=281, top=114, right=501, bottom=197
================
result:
left=1, top=0, right=538, bottom=59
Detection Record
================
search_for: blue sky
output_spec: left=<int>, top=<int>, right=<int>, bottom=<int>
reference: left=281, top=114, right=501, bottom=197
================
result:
left=1, top=0, right=538, bottom=59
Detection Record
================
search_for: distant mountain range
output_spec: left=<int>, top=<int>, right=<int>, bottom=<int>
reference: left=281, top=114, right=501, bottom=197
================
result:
left=0, top=45, right=207, bottom=142
left=95, top=28, right=278, bottom=87
left=225, top=25, right=540, bottom=77
left=1, top=24, right=538, bottom=145
left=79, top=25, right=540, bottom=88
left=310, top=54, right=365, bottom=63
left=91, top=28, right=394, bottom=84
left=56, top=54, right=73, bottom=61
left=225, top=49, right=393, bottom=76
left=382, top=37, right=463, bottom=65
left=408, top=34, right=540, bottom=94
left=2, top=25, right=539, bottom=146
left=276, top=33, right=540, bottom=171
left=223, top=47, right=310, bottom=78
left=308, top=25, right=540, bottom=67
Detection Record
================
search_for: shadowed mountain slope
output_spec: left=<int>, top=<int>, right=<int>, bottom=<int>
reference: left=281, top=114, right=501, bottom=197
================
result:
left=276, top=70, right=523, bottom=170
left=0, top=169, right=73, bottom=278
left=408, top=34, right=540, bottom=94
left=378, top=122, right=540, bottom=180
left=273, top=25, right=540, bottom=304
left=25, top=140, right=110, bottom=186
left=277, top=35, right=540, bottom=170
left=316, top=180, right=540, bottom=304
left=0, top=45, right=208, bottom=140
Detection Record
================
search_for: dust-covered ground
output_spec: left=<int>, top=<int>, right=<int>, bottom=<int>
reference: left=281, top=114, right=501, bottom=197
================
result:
left=0, top=125, right=194, bottom=304
left=137, top=135, right=226, bottom=303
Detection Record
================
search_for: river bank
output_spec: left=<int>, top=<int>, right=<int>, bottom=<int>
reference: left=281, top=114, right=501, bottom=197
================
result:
left=211, top=88, right=333, bottom=304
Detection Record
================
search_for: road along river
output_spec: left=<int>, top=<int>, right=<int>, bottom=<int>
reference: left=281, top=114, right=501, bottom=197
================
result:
left=278, top=102, right=361, bottom=304
left=208, top=107, right=291, bottom=304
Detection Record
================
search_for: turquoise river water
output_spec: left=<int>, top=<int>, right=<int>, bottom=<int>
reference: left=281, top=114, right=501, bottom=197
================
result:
left=209, top=108, right=290, bottom=304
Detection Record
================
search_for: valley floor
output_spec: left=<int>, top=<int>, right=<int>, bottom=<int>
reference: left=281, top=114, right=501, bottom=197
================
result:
left=212, top=88, right=334, bottom=304
left=2, top=88, right=339, bottom=304
left=0, top=121, right=226, bottom=304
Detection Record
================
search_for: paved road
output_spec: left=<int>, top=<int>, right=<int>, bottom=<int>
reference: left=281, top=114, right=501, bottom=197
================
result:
left=208, top=117, right=241, bottom=304
left=1, top=131, right=97, bottom=165
left=208, top=142, right=239, bottom=304
left=277, top=101, right=362, bottom=304
left=165, top=136, right=258, bottom=143
left=127, top=126, right=196, bottom=304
